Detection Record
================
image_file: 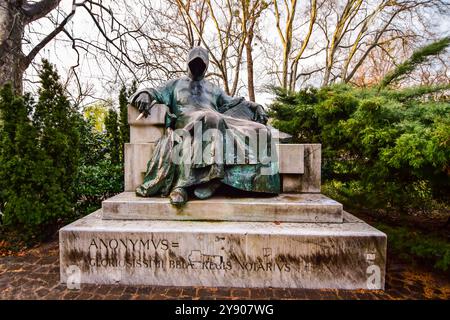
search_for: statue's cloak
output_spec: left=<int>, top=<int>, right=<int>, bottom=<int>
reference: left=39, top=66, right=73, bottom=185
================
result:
left=130, top=47, right=280, bottom=197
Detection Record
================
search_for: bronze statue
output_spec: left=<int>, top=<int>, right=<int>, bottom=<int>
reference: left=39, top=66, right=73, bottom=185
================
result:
left=129, top=47, right=280, bottom=206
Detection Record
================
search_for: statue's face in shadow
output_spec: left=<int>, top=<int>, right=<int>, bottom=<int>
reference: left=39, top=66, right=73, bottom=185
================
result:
left=188, top=57, right=206, bottom=81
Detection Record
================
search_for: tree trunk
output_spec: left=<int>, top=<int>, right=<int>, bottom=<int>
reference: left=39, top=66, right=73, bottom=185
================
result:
left=289, top=60, right=298, bottom=91
left=245, top=33, right=255, bottom=102
left=322, top=59, right=332, bottom=87
left=0, top=0, right=25, bottom=93
left=281, top=38, right=292, bottom=89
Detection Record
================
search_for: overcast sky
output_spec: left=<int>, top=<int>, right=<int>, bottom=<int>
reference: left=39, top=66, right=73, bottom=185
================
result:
left=23, top=0, right=450, bottom=110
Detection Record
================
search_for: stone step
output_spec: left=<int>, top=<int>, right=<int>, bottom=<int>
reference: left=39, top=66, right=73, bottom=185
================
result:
left=59, top=210, right=386, bottom=289
left=102, top=192, right=343, bottom=223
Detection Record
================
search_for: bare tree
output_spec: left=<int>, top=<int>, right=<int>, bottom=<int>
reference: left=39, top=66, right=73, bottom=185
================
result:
left=265, top=0, right=449, bottom=89
left=269, top=0, right=321, bottom=90
left=289, top=0, right=317, bottom=90
left=0, top=0, right=75, bottom=92
left=319, top=0, right=364, bottom=86
left=172, top=0, right=248, bottom=96
left=316, top=0, right=449, bottom=86
left=4, top=0, right=448, bottom=102
left=273, top=0, right=298, bottom=89
left=239, top=0, right=268, bottom=100
left=1, top=0, right=177, bottom=98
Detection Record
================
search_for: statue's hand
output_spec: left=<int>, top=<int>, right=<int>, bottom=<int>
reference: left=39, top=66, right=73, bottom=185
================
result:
left=132, top=92, right=154, bottom=117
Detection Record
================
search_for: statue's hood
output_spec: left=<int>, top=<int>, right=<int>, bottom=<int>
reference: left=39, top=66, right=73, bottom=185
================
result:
left=187, top=46, right=209, bottom=80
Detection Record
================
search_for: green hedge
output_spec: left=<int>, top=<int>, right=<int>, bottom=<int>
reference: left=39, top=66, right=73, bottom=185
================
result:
left=0, top=61, right=127, bottom=243
left=376, top=223, right=450, bottom=272
left=269, top=84, right=450, bottom=213
left=74, top=160, right=123, bottom=216
left=0, top=61, right=80, bottom=242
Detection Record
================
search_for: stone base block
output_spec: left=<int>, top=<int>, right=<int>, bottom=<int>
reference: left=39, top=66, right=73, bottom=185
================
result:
left=124, top=143, right=155, bottom=191
left=277, top=144, right=304, bottom=174
left=60, top=211, right=386, bottom=289
left=130, top=125, right=164, bottom=143
left=102, top=192, right=343, bottom=223
left=282, top=144, right=321, bottom=193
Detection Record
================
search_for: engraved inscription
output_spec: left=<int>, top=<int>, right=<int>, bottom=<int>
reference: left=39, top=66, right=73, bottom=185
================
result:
left=84, top=236, right=297, bottom=273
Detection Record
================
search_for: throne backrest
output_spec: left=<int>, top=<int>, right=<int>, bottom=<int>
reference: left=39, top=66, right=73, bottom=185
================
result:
left=124, top=105, right=321, bottom=193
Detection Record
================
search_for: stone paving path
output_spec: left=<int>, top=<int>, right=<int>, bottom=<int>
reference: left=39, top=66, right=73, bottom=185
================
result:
left=0, top=240, right=449, bottom=300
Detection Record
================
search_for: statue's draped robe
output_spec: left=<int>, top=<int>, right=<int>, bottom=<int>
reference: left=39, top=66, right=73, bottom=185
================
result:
left=131, top=49, right=280, bottom=197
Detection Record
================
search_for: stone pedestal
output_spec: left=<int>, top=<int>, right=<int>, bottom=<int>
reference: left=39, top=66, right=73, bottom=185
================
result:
left=60, top=104, right=387, bottom=290
left=60, top=210, right=386, bottom=289
left=102, top=192, right=343, bottom=223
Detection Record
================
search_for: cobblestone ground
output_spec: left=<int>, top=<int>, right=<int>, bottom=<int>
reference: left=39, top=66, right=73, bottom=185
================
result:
left=0, top=240, right=449, bottom=300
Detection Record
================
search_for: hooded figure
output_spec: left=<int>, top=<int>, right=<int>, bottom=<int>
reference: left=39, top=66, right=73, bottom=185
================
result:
left=130, top=47, right=280, bottom=205
left=187, top=46, right=209, bottom=80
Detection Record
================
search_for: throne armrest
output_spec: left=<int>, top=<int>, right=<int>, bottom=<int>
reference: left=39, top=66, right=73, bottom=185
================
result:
left=277, top=144, right=321, bottom=193
left=127, top=104, right=167, bottom=126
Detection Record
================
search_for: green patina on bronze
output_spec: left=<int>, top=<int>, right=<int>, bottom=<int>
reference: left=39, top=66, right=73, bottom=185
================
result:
left=129, top=47, right=280, bottom=202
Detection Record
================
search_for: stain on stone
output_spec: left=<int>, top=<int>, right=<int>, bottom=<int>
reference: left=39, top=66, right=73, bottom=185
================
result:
left=281, top=194, right=300, bottom=201
left=64, top=247, right=90, bottom=273
left=229, top=236, right=242, bottom=246
left=168, top=250, right=178, bottom=260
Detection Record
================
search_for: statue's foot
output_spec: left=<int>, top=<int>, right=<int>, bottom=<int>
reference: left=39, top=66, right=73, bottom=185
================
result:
left=194, top=180, right=222, bottom=200
left=169, top=187, right=188, bottom=206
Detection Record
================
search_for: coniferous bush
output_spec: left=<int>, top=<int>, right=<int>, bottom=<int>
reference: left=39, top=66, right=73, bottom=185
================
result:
left=269, top=83, right=450, bottom=213
left=0, top=85, right=68, bottom=241
left=0, top=62, right=137, bottom=242
left=118, top=81, right=137, bottom=161
left=119, top=85, right=129, bottom=154
left=72, top=114, right=123, bottom=217
left=270, top=38, right=450, bottom=213
left=105, top=108, right=121, bottom=165
left=34, top=60, right=80, bottom=203
left=271, top=85, right=450, bottom=211
left=72, top=85, right=135, bottom=217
